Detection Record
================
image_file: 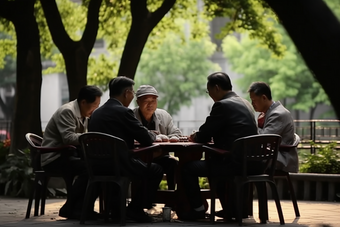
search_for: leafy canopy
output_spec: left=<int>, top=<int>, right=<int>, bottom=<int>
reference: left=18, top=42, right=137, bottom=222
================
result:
left=222, top=25, right=330, bottom=113
left=135, top=28, right=220, bottom=115
left=203, top=0, right=285, bottom=57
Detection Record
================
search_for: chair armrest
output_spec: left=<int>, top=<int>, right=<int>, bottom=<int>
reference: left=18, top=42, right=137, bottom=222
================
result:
left=131, top=144, right=160, bottom=153
left=38, top=145, right=77, bottom=154
left=202, top=145, right=231, bottom=156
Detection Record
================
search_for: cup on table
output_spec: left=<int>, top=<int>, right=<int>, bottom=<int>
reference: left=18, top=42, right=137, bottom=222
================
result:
left=162, top=207, right=171, bottom=222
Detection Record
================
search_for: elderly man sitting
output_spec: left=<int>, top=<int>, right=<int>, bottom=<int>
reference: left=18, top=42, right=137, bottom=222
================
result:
left=133, top=85, right=181, bottom=191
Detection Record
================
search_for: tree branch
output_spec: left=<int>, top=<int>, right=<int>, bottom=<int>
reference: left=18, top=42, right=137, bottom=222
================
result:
left=40, top=0, right=73, bottom=53
left=130, top=0, right=176, bottom=32
left=81, top=0, right=103, bottom=53
left=149, top=0, right=176, bottom=29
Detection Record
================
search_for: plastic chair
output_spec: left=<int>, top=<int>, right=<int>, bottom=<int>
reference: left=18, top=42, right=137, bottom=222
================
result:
left=203, top=134, right=285, bottom=226
left=274, top=133, right=301, bottom=217
left=25, top=133, right=77, bottom=218
left=78, top=132, right=132, bottom=226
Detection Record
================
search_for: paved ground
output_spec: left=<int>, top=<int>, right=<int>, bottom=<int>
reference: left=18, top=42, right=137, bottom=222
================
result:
left=0, top=196, right=339, bottom=227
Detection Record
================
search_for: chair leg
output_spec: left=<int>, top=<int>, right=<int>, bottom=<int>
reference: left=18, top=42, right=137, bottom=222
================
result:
left=209, top=179, right=216, bottom=224
left=120, top=180, right=130, bottom=226
left=235, top=182, right=243, bottom=226
left=255, top=182, right=268, bottom=224
left=103, top=182, right=110, bottom=222
left=25, top=177, right=37, bottom=219
left=34, top=178, right=42, bottom=216
left=247, top=183, right=253, bottom=216
left=40, top=176, right=49, bottom=215
left=268, top=181, right=285, bottom=225
left=285, top=173, right=300, bottom=217
left=99, top=190, right=104, bottom=214
left=80, top=183, right=93, bottom=225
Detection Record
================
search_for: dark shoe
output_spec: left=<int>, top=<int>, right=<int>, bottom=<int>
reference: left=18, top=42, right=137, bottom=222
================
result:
left=59, top=204, right=70, bottom=218
left=215, top=209, right=225, bottom=218
left=68, top=211, right=81, bottom=220
left=68, top=210, right=100, bottom=220
left=110, top=209, right=120, bottom=221
left=215, top=209, right=248, bottom=220
left=88, top=211, right=101, bottom=220
left=127, top=207, right=153, bottom=223
left=179, top=210, right=206, bottom=221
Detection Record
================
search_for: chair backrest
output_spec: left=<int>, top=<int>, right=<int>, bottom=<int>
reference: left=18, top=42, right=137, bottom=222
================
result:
left=25, top=133, right=43, bottom=171
left=79, top=132, right=133, bottom=179
left=293, top=133, right=300, bottom=147
left=232, top=134, right=282, bottom=178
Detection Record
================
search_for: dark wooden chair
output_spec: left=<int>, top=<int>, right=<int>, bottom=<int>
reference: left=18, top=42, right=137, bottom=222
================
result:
left=274, top=133, right=301, bottom=217
left=25, top=133, right=77, bottom=219
left=79, top=132, right=135, bottom=226
left=203, top=134, right=285, bottom=226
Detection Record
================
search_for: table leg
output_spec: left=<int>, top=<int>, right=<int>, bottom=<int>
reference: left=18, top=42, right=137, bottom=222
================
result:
left=173, top=150, right=209, bottom=218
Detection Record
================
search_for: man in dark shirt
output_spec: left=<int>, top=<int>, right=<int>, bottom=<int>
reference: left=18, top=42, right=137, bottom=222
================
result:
left=181, top=72, right=258, bottom=220
left=89, top=76, right=163, bottom=222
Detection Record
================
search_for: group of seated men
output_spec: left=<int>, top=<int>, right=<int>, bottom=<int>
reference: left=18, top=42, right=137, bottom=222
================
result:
left=40, top=72, right=298, bottom=222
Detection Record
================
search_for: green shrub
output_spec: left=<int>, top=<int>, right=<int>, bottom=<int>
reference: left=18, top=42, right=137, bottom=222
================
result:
left=199, top=177, right=210, bottom=189
left=159, top=180, right=168, bottom=190
left=0, top=144, right=33, bottom=197
left=159, top=177, right=210, bottom=190
left=299, top=142, right=340, bottom=174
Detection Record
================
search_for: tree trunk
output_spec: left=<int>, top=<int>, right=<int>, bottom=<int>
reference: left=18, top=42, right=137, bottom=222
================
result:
left=118, top=0, right=176, bottom=79
left=63, top=43, right=88, bottom=101
left=1, top=0, right=43, bottom=153
left=40, top=0, right=102, bottom=100
left=265, top=0, right=340, bottom=119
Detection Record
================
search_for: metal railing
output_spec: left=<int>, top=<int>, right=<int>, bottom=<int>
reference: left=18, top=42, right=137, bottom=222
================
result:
left=175, top=119, right=340, bottom=153
left=294, top=119, right=340, bottom=153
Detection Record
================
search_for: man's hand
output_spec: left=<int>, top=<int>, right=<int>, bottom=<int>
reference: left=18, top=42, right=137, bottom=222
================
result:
left=150, top=130, right=160, bottom=135
left=189, top=132, right=197, bottom=142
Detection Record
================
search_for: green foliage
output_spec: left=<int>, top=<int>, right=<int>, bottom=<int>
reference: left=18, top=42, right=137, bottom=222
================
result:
left=97, top=0, right=206, bottom=53
left=324, top=0, right=340, bottom=21
left=199, top=177, right=210, bottom=189
left=203, top=0, right=285, bottom=57
left=135, top=31, right=220, bottom=115
left=0, top=25, right=16, bottom=69
left=0, top=139, right=33, bottom=197
left=158, top=177, right=210, bottom=190
left=222, top=27, right=330, bottom=115
left=87, top=54, right=119, bottom=91
left=159, top=179, right=168, bottom=190
left=300, top=142, right=340, bottom=174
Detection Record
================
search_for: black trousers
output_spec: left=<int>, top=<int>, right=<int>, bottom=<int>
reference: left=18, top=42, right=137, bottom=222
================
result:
left=129, top=162, right=163, bottom=210
left=182, top=160, right=235, bottom=210
left=108, top=162, right=163, bottom=212
left=43, top=155, right=89, bottom=213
